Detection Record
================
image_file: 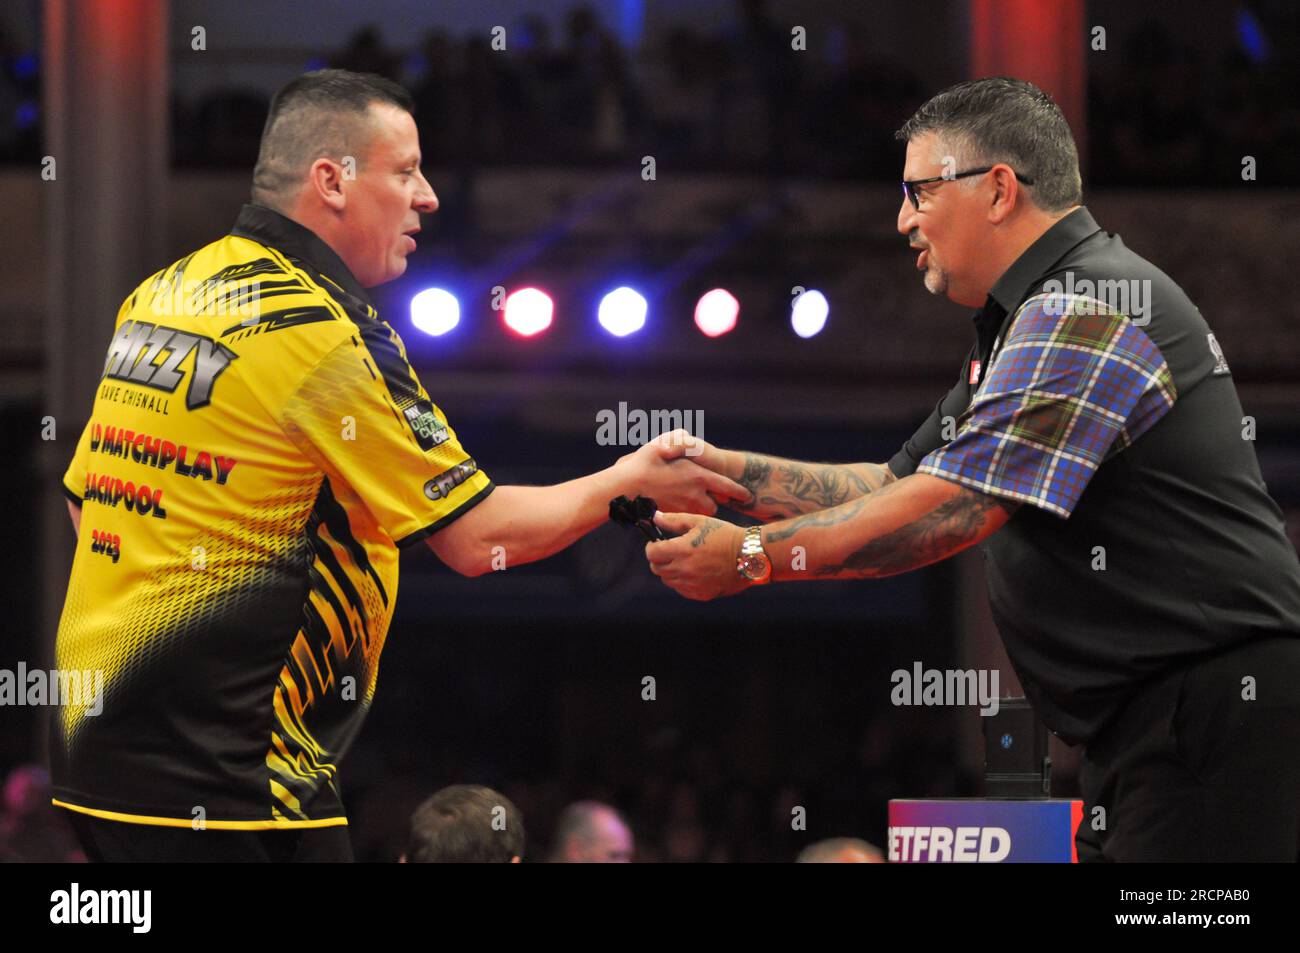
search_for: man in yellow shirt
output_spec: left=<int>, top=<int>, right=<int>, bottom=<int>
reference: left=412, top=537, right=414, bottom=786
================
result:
left=54, top=69, right=743, bottom=862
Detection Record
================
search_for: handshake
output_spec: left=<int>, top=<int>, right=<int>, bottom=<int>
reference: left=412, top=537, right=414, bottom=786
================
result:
left=611, top=429, right=758, bottom=602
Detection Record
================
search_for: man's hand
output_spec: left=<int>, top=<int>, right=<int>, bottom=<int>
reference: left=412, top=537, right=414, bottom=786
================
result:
left=637, top=432, right=896, bottom=522
left=614, top=431, right=750, bottom=516
left=644, top=511, right=748, bottom=601
left=641, top=429, right=732, bottom=476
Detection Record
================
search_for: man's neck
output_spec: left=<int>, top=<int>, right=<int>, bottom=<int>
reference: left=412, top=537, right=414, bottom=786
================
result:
left=981, top=204, right=1081, bottom=298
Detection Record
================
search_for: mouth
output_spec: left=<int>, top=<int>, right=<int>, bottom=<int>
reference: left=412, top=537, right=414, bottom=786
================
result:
left=912, top=246, right=929, bottom=271
left=402, top=227, right=420, bottom=252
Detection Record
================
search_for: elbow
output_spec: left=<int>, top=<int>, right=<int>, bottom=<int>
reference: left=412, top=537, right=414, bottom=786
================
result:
left=426, top=535, right=493, bottom=577
left=455, top=535, right=497, bottom=577
left=455, top=558, right=491, bottom=578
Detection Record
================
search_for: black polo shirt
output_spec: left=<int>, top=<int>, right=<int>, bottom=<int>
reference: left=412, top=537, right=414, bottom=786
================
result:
left=889, top=206, right=1300, bottom=745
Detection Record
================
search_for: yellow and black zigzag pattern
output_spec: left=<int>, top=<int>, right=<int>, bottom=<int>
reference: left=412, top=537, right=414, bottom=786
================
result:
left=267, top=479, right=392, bottom=821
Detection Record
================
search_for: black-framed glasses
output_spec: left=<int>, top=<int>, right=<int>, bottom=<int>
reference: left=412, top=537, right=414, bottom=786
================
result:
left=902, top=166, right=1035, bottom=210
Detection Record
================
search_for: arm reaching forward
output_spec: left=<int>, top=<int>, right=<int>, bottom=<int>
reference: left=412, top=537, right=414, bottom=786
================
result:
left=660, top=435, right=897, bottom=521
left=428, top=433, right=748, bottom=576
left=644, top=473, right=1018, bottom=600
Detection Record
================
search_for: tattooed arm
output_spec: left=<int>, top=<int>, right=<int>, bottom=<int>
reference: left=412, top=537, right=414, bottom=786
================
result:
left=645, top=473, right=1019, bottom=600
left=763, top=473, right=1018, bottom=581
left=686, top=441, right=897, bottom=520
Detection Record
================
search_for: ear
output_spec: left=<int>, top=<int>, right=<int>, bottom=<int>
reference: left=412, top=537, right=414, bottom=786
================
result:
left=307, top=157, right=347, bottom=212
left=987, top=164, right=1019, bottom=225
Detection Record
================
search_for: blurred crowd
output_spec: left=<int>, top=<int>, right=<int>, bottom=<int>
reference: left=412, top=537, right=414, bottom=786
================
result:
left=1086, top=17, right=1300, bottom=185
left=3, top=5, right=1296, bottom=184
left=401, top=787, right=886, bottom=863
left=167, top=2, right=926, bottom=180
left=0, top=710, right=972, bottom=863
left=341, top=712, right=974, bottom=863
left=0, top=765, right=82, bottom=863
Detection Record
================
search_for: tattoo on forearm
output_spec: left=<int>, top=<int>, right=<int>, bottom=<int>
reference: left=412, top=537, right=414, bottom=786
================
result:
left=813, top=487, right=1015, bottom=579
left=766, top=497, right=867, bottom=542
left=690, top=520, right=722, bottom=548
left=733, top=454, right=895, bottom=517
left=736, top=456, right=773, bottom=510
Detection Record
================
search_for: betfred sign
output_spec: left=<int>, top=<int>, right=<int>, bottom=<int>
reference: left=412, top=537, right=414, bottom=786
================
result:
left=887, top=799, right=1083, bottom=863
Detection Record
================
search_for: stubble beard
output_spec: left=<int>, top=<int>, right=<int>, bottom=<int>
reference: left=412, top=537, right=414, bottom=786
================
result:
left=923, top=259, right=949, bottom=296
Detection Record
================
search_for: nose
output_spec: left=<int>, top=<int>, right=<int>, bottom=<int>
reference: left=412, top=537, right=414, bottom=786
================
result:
left=413, top=169, right=438, bottom=214
left=897, top=191, right=916, bottom=237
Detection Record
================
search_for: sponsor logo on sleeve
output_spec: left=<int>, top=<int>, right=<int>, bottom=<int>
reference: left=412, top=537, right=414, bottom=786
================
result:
left=424, top=460, right=478, bottom=501
left=404, top=400, right=451, bottom=451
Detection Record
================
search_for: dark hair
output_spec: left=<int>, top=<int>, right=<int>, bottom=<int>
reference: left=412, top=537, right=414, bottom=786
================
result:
left=405, top=785, right=525, bottom=863
left=251, top=69, right=415, bottom=208
left=895, top=77, right=1082, bottom=212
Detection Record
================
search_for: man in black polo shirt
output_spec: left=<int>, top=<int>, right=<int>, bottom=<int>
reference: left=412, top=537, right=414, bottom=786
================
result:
left=643, top=77, right=1300, bottom=861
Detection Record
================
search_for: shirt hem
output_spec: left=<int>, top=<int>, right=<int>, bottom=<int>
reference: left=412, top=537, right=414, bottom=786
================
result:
left=52, top=798, right=348, bottom=830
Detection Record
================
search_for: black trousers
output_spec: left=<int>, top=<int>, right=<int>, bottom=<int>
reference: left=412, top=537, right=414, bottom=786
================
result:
left=1076, top=635, right=1300, bottom=862
left=67, top=812, right=354, bottom=863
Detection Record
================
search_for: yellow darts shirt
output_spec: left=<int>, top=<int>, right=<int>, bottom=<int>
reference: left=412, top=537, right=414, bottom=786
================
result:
left=53, top=204, right=493, bottom=829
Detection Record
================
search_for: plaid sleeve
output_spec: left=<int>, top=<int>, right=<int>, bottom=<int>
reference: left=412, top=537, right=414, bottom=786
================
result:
left=918, top=293, right=1177, bottom=518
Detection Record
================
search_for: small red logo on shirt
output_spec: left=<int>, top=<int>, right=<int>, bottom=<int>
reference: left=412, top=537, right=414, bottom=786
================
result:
left=969, top=360, right=981, bottom=385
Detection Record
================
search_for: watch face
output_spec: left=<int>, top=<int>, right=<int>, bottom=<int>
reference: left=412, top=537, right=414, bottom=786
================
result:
left=739, top=554, right=769, bottom=580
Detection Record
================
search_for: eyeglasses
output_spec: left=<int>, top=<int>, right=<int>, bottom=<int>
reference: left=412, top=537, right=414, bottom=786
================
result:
left=901, top=166, right=1035, bottom=211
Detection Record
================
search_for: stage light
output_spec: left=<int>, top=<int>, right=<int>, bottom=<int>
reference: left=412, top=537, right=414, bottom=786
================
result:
left=694, top=288, right=739, bottom=337
left=504, top=287, right=554, bottom=337
left=791, top=289, right=829, bottom=338
left=410, top=288, right=460, bottom=336
left=598, top=287, right=647, bottom=337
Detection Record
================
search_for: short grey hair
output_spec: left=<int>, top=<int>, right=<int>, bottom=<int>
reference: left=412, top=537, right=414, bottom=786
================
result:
left=895, top=77, right=1082, bottom=212
left=251, top=69, right=415, bottom=209
left=406, top=784, right=525, bottom=863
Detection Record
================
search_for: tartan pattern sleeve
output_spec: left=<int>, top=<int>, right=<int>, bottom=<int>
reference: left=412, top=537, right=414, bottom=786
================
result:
left=917, top=293, right=1177, bottom=518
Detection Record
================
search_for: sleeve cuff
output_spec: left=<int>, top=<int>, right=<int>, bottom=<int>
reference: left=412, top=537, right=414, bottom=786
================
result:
left=888, top=446, right=920, bottom=480
left=396, top=482, right=495, bottom=548
left=61, top=481, right=82, bottom=506
left=917, top=462, right=1068, bottom=519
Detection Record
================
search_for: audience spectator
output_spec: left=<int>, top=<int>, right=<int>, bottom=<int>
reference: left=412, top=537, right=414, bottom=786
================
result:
left=402, top=784, right=525, bottom=863
left=796, top=837, right=886, bottom=863
left=0, top=765, right=83, bottom=863
left=547, top=800, right=635, bottom=862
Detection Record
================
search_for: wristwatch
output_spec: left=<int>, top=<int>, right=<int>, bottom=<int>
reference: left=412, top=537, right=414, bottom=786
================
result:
left=736, top=525, right=772, bottom=585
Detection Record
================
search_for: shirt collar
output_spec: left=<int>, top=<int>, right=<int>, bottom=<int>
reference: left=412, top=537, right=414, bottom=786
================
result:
left=229, top=203, right=373, bottom=307
left=987, top=205, right=1102, bottom=315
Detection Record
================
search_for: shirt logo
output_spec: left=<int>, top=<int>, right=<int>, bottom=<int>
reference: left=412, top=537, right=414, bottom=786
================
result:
left=424, top=460, right=477, bottom=501
left=968, top=359, right=981, bottom=385
left=404, top=400, right=451, bottom=451
left=101, top=319, right=238, bottom=410
left=1207, top=333, right=1230, bottom=375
